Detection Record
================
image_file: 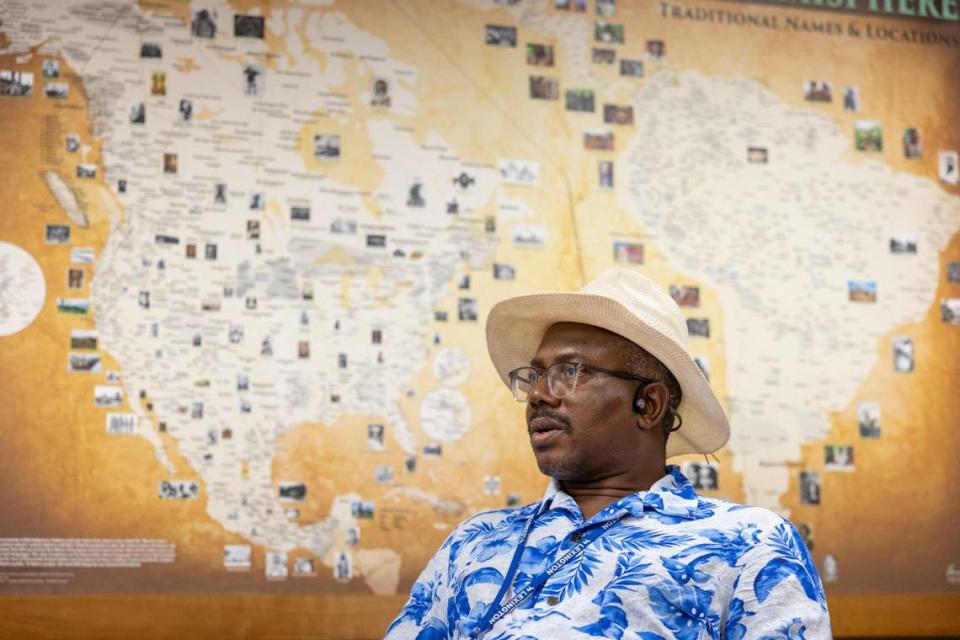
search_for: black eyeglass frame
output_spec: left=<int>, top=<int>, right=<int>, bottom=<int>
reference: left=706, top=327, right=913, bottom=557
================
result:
left=507, top=362, right=656, bottom=402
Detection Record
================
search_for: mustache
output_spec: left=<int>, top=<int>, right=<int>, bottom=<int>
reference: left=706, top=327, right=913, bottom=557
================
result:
left=528, top=408, right=572, bottom=430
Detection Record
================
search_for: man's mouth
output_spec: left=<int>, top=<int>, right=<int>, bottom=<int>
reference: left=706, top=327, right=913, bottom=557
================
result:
left=528, top=416, right=567, bottom=446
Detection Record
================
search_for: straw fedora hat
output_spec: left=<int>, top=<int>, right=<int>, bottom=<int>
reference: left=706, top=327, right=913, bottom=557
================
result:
left=485, top=268, right=729, bottom=458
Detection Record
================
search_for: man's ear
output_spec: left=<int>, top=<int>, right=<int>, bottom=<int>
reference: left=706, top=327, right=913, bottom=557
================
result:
left=636, top=382, right=670, bottom=432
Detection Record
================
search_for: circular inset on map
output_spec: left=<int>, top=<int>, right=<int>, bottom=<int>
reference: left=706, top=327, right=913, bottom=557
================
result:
left=0, top=242, right=46, bottom=337
left=419, top=388, right=472, bottom=443
left=431, top=348, right=470, bottom=387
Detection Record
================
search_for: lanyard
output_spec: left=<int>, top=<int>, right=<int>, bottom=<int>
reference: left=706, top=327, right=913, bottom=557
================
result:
left=469, top=506, right=619, bottom=639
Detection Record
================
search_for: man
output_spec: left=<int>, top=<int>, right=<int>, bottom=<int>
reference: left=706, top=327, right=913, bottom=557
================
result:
left=386, top=269, right=830, bottom=639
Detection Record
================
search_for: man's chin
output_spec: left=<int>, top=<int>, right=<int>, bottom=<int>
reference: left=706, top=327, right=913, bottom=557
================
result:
left=535, top=454, right=582, bottom=481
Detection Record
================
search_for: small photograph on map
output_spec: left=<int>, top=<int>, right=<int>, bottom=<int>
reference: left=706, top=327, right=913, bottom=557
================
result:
left=248, top=192, right=264, bottom=210
left=458, top=297, right=478, bottom=321
left=65, top=133, right=80, bottom=152
left=67, top=268, right=84, bottom=289
left=368, top=424, right=385, bottom=451
left=330, top=218, right=357, bottom=234
left=191, top=9, right=217, bottom=38
left=106, top=412, right=137, bottom=434
left=129, top=101, right=146, bottom=124
left=565, top=88, right=595, bottom=112
left=150, top=70, right=166, bottom=96
left=266, top=551, right=287, bottom=580
left=208, top=183, right=225, bottom=205
left=458, top=273, right=471, bottom=290
left=70, top=329, right=98, bottom=350
left=803, top=80, right=832, bottom=102
left=854, top=120, right=883, bottom=152
left=434, top=311, right=448, bottom=322
left=190, top=401, right=204, bottom=419
left=44, top=82, right=68, bottom=99
left=314, top=134, right=340, bottom=160
left=694, top=355, right=710, bottom=381
left=0, top=69, right=33, bottom=97
left=158, top=480, right=199, bottom=500
left=485, top=215, right=497, bottom=233
left=848, top=279, right=877, bottom=302
left=669, top=285, right=700, bottom=307
left=346, top=527, right=360, bottom=546
left=483, top=475, right=502, bottom=495
left=529, top=75, right=559, bottom=100
left=290, top=205, right=311, bottom=221
left=493, top=263, right=516, bottom=280
left=407, top=181, right=426, bottom=207
left=351, top=501, right=375, bottom=519
left=799, top=471, right=820, bottom=505
left=947, top=261, right=960, bottom=283
left=842, top=85, right=859, bottom=111
left=499, top=158, right=540, bottom=186
left=58, top=297, right=89, bottom=315
left=117, top=179, right=127, bottom=194
left=687, top=318, right=710, bottom=338
left=205, top=243, right=217, bottom=260
left=423, top=443, right=442, bottom=457
left=892, top=336, right=914, bottom=373
left=236, top=372, right=249, bottom=391
left=604, top=104, right=633, bottom=125
left=293, top=558, right=316, bottom=577
left=45, top=224, right=70, bottom=245
left=613, top=240, right=643, bottom=264
left=889, top=235, right=917, bottom=254
left=683, top=462, right=718, bottom=490
left=592, top=47, right=616, bottom=64
left=512, top=224, right=547, bottom=247
left=278, top=482, right=306, bottom=502
left=333, top=551, right=352, bottom=581
left=242, top=64, right=264, bottom=96
left=370, top=77, right=391, bottom=107
left=858, top=401, right=881, bottom=439
left=747, top=147, right=768, bottom=164
left=185, top=243, right=197, bottom=259
left=584, top=130, right=614, bottom=151
left=526, top=43, right=554, bottom=66
left=938, top=150, right=958, bottom=185
left=298, top=340, right=309, bottom=359
left=485, top=24, right=517, bottom=47
left=941, top=298, right=960, bottom=325
left=42, top=58, right=60, bottom=77
left=77, top=164, right=97, bottom=179
left=595, top=21, right=624, bottom=44
left=374, top=465, right=395, bottom=484
left=140, top=42, right=162, bottom=59
left=598, top=160, right=614, bottom=188
left=620, top=59, right=643, bottom=77
left=163, top=153, right=178, bottom=175
left=825, top=444, right=855, bottom=471
left=555, top=0, right=587, bottom=11
left=234, top=14, right=265, bottom=38
left=902, top=127, right=922, bottom=158
left=367, top=234, right=387, bottom=248
left=645, top=40, right=665, bottom=59
left=179, top=98, right=193, bottom=122
left=598, top=0, right=616, bottom=16
left=224, top=545, right=252, bottom=571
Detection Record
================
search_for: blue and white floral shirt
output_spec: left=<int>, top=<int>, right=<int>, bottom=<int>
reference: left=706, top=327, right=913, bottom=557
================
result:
left=385, top=466, right=830, bottom=640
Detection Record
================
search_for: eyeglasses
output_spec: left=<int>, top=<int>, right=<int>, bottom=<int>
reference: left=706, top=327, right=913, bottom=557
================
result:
left=508, top=362, right=655, bottom=402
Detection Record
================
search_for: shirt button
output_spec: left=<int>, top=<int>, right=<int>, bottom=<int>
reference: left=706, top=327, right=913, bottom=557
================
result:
left=570, top=532, right=583, bottom=543
left=546, top=596, right=560, bottom=606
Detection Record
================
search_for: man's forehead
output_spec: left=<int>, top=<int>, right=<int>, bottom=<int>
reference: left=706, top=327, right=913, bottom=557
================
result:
left=531, top=322, right=632, bottom=363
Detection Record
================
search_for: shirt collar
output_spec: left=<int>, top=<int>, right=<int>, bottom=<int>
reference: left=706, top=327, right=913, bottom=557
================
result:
left=537, top=465, right=701, bottom=522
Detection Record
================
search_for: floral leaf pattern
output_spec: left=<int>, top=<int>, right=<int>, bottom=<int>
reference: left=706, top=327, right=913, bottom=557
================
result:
left=385, top=466, right=830, bottom=640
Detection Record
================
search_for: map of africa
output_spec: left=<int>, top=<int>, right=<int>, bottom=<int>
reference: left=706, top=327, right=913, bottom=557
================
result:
left=0, top=0, right=958, bottom=604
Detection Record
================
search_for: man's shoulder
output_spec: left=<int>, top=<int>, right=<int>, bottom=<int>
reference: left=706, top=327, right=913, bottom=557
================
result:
left=694, top=495, right=798, bottom=532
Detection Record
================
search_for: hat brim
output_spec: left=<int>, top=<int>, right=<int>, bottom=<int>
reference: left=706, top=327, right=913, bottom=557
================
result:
left=486, top=292, right=729, bottom=458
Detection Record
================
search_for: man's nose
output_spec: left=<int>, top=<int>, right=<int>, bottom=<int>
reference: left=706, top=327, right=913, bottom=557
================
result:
left=527, top=375, right=560, bottom=406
